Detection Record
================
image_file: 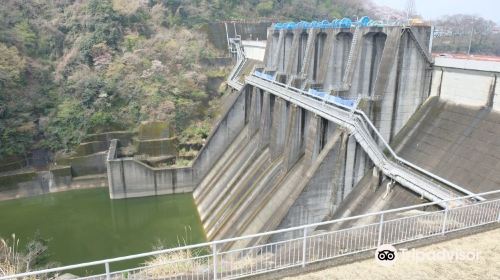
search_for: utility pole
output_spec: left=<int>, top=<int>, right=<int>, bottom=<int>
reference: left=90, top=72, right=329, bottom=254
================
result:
left=467, top=26, right=474, bottom=55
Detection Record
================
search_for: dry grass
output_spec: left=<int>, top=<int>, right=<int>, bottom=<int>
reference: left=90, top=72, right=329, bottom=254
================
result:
left=0, top=234, right=40, bottom=279
left=285, top=228, right=500, bottom=280
left=141, top=249, right=203, bottom=278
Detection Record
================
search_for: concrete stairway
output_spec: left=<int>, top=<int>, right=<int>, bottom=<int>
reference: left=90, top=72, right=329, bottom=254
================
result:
left=341, top=26, right=361, bottom=89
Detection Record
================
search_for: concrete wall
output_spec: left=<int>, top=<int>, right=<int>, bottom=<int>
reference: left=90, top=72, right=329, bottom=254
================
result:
left=262, top=26, right=433, bottom=144
left=135, top=137, right=178, bottom=157
left=84, top=131, right=135, bottom=147
left=107, top=158, right=195, bottom=199
left=430, top=67, right=498, bottom=109
left=192, top=88, right=247, bottom=182
left=189, top=85, right=373, bottom=246
left=434, top=56, right=500, bottom=72
left=56, top=152, right=107, bottom=177
left=242, top=40, right=266, bottom=61
left=205, top=21, right=270, bottom=51
left=0, top=166, right=105, bottom=201
left=106, top=88, right=248, bottom=199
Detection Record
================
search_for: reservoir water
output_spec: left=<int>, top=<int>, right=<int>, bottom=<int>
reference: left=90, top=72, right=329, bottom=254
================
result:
left=0, top=188, right=206, bottom=274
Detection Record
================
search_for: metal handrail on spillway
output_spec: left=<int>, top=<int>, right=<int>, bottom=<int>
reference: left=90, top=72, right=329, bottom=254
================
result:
left=227, top=37, right=247, bottom=91
left=244, top=74, right=484, bottom=205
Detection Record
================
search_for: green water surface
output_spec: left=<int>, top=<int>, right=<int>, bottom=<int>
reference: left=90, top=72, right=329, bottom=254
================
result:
left=0, top=188, right=206, bottom=273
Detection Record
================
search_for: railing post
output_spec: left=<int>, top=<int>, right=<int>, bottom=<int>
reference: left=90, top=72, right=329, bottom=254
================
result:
left=377, top=213, right=384, bottom=247
left=302, top=227, right=308, bottom=267
left=105, top=262, right=110, bottom=280
left=497, top=203, right=500, bottom=223
left=442, top=202, right=449, bottom=235
left=212, top=243, right=218, bottom=280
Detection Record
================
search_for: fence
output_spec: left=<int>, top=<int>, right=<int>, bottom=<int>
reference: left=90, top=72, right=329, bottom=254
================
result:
left=2, top=189, right=500, bottom=280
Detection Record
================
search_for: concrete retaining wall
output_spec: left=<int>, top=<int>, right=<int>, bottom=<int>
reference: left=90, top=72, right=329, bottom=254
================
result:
left=205, top=21, right=270, bottom=50
left=107, top=158, right=195, bottom=199
left=75, top=141, right=110, bottom=156
left=56, top=152, right=107, bottom=177
left=135, top=137, right=178, bottom=157
left=0, top=166, right=104, bottom=201
left=430, top=67, right=498, bottom=109
left=106, top=89, right=247, bottom=199
left=242, top=40, right=266, bottom=61
left=84, top=131, right=135, bottom=147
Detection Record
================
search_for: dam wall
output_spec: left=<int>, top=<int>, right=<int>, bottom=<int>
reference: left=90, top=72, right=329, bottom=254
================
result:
left=106, top=24, right=435, bottom=244
left=192, top=87, right=374, bottom=245
left=263, top=26, right=432, bottom=144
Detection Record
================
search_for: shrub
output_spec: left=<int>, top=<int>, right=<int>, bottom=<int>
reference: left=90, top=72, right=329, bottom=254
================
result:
left=256, top=1, right=274, bottom=16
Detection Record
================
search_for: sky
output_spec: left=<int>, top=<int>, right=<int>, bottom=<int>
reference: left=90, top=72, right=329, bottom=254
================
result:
left=372, top=0, right=500, bottom=22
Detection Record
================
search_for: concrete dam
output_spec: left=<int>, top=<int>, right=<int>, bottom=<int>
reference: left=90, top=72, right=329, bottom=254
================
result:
left=107, top=22, right=500, bottom=248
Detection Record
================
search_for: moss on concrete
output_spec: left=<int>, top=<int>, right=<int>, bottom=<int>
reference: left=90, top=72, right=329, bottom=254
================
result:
left=83, top=131, right=135, bottom=146
left=138, top=121, right=174, bottom=140
left=50, top=166, right=72, bottom=177
left=0, top=171, right=37, bottom=190
left=136, top=137, right=179, bottom=157
left=56, top=152, right=107, bottom=177
left=74, top=141, right=109, bottom=156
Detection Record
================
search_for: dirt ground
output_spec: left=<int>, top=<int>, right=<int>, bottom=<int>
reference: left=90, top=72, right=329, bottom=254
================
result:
left=284, top=228, right=500, bottom=280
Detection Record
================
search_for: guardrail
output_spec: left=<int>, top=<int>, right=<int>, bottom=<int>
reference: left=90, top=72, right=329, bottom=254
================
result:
left=2, top=189, right=499, bottom=280
left=246, top=72, right=484, bottom=202
left=227, top=37, right=247, bottom=91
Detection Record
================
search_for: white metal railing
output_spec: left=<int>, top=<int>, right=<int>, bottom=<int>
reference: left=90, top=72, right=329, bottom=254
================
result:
left=2, top=189, right=500, bottom=280
left=245, top=72, right=484, bottom=203
left=227, top=37, right=247, bottom=91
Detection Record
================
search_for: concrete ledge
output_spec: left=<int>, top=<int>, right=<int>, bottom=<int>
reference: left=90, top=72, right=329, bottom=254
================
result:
left=0, top=167, right=106, bottom=201
left=56, top=152, right=107, bottom=177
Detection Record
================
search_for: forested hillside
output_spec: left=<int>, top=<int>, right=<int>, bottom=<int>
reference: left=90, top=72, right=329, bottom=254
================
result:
left=0, top=0, right=370, bottom=162
left=432, top=14, right=500, bottom=55
left=0, top=0, right=223, bottom=160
